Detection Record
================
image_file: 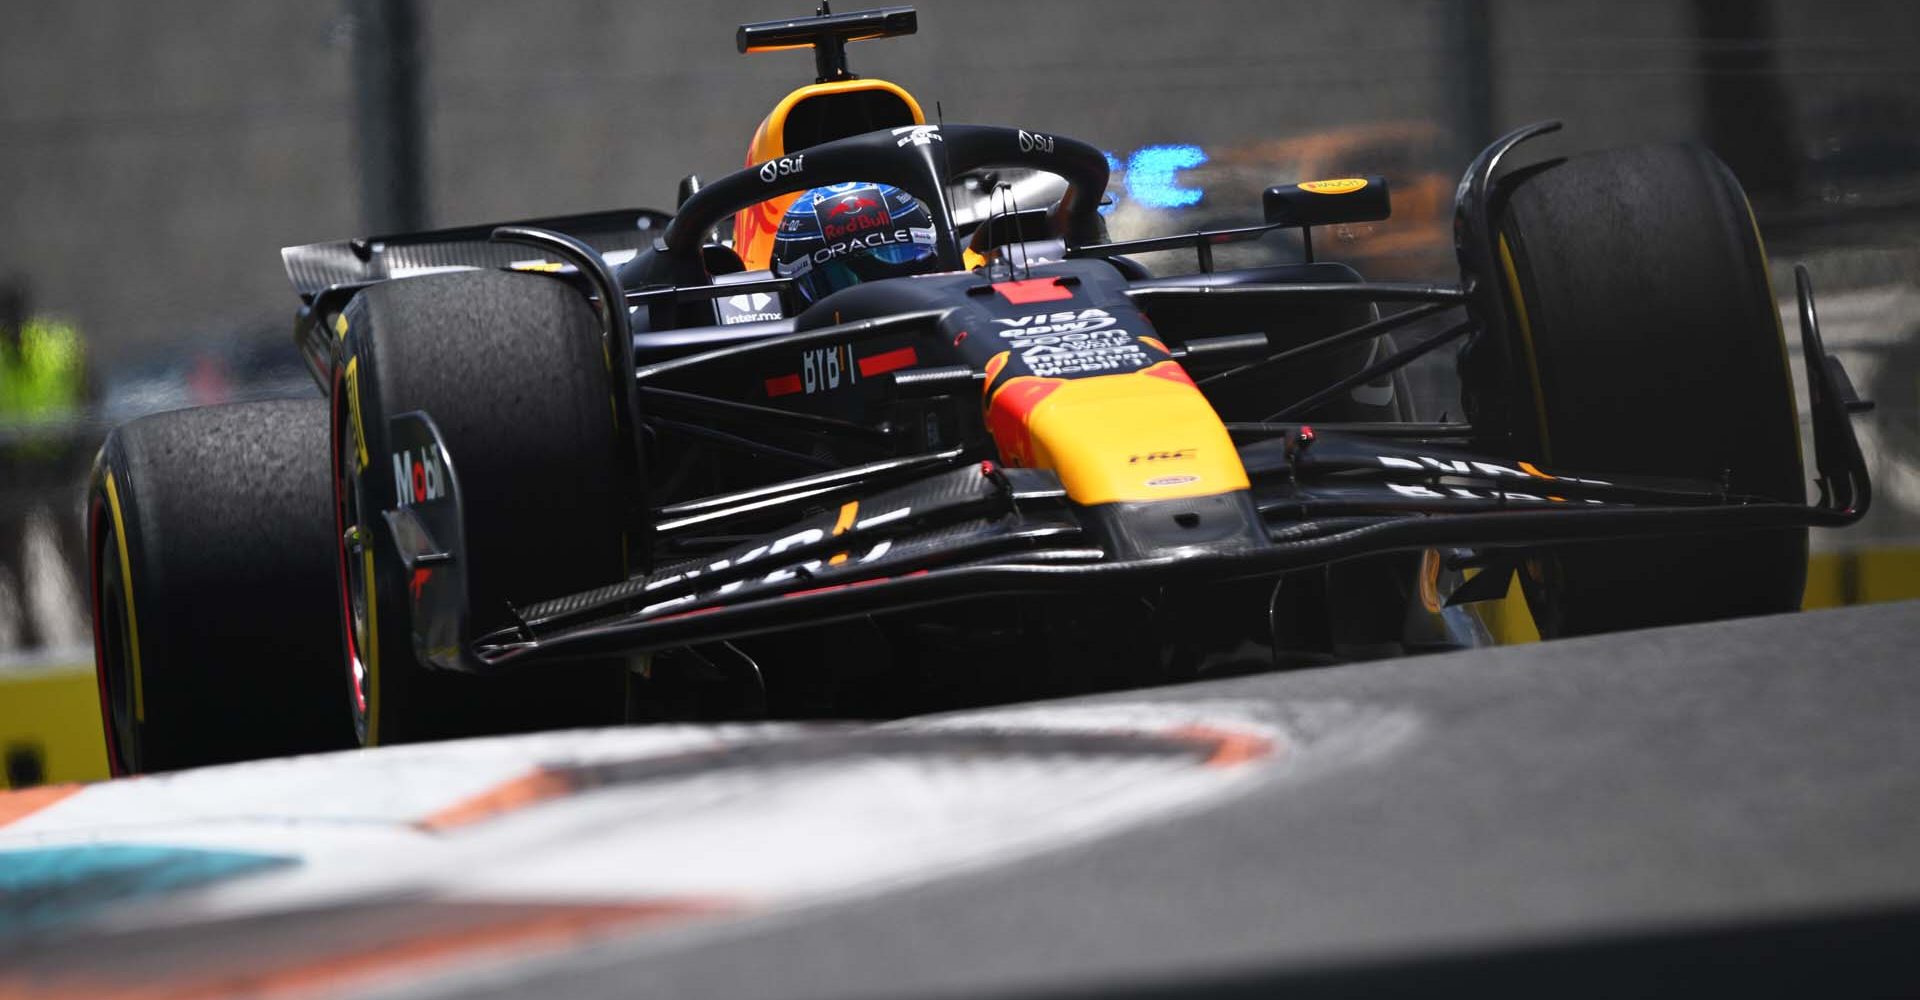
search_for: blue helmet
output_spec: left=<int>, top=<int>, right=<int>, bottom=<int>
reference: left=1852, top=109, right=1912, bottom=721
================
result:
left=771, top=182, right=940, bottom=303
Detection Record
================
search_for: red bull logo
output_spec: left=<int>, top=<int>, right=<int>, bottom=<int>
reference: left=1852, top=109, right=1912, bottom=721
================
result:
left=818, top=187, right=893, bottom=241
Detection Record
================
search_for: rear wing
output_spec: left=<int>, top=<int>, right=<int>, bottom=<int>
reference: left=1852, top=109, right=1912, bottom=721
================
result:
left=279, top=207, right=672, bottom=303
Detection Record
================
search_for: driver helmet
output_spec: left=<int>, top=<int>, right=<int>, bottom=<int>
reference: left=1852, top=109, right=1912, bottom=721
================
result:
left=772, top=182, right=940, bottom=303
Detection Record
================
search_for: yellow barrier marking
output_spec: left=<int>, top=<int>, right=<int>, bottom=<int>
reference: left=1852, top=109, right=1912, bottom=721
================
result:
left=104, top=472, right=145, bottom=723
left=0, top=669, right=109, bottom=785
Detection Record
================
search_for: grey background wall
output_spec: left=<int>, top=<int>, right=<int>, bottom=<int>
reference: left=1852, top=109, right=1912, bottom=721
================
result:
left=1, top=1, right=1917, bottom=656
left=4, top=1, right=1915, bottom=356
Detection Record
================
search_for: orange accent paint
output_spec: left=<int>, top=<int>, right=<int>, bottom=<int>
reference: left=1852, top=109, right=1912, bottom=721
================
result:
left=1418, top=549, right=1444, bottom=613
left=1139, top=336, right=1171, bottom=355
left=416, top=768, right=574, bottom=832
left=736, top=78, right=926, bottom=270
left=1167, top=725, right=1278, bottom=768
left=982, top=351, right=1010, bottom=386
left=1519, top=461, right=1555, bottom=480
left=0, top=901, right=736, bottom=1000
left=832, top=501, right=859, bottom=536
left=0, top=783, right=81, bottom=828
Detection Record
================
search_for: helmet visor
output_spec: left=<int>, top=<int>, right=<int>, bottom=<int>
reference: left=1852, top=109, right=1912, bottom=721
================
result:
left=796, top=242, right=939, bottom=303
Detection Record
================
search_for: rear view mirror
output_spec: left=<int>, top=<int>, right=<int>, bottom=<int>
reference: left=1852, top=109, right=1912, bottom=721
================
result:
left=1264, top=176, right=1392, bottom=227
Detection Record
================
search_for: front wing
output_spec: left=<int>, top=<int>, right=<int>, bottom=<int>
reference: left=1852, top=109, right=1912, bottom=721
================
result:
left=389, top=259, right=1867, bottom=674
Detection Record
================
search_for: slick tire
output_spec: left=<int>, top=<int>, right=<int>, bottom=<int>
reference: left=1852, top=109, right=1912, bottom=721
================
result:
left=332, top=269, right=628, bottom=745
left=88, top=399, right=355, bottom=774
left=1491, top=143, right=1806, bottom=637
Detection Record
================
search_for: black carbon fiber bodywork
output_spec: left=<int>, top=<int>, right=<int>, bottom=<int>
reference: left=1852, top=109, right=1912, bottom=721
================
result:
left=283, top=123, right=1872, bottom=678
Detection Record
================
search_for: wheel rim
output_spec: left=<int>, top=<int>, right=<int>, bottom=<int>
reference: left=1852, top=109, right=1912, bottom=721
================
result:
left=332, top=366, right=375, bottom=745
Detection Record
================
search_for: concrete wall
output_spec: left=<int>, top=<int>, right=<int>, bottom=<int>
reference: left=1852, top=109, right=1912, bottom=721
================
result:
left=8, top=0, right=1913, bottom=358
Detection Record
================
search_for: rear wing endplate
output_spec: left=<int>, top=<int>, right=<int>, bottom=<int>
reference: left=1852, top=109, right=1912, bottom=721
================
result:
left=280, top=207, right=672, bottom=303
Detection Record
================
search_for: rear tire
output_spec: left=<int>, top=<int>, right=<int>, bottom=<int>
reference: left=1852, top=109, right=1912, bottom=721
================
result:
left=1489, top=143, right=1806, bottom=636
left=88, top=399, right=354, bottom=774
left=332, top=269, right=629, bottom=745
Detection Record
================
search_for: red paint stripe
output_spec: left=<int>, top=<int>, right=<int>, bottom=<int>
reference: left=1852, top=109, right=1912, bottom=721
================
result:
left=784, top=575, right=894, bottom=600
left=764, top=373, right=803, bottom=398
left=992, top=278, right=1073, bottom=304
left=857, top=346, right=918, bottom=378
left=1141, top=360, right=1197, bottom=387
left=984, top=376, right=1066, bottom=467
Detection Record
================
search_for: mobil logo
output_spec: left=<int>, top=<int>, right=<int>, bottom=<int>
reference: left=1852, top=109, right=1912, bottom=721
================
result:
left=392, top=445, right=448, bottom=509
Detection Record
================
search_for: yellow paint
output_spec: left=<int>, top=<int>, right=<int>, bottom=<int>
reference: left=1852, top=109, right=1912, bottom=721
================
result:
left=333, top=313, right=349, bottom=339
left=103, top=472, right=144, bottom=723
left=1498, top=234, right=1553, bottom=459
left=1804, top=547, right=1920, bottom=609
left=1298, top=178, right=1368, bottom=194
left=1021, top=365, right=1248, bottom=504
left=360, top=542, right=381, bottom=746
left=1740, top=195, right=1807, bottom=471
left=1477, top=568, right=1542, bottom=645
left=0, top=668, right=109, bottom=787
left=345, top=356, right=369, bottom=472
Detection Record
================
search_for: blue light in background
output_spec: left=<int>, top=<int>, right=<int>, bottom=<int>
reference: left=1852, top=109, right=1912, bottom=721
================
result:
left=1100, top=150, right=1122, bottom=215
left=1125, top=145, right=1209, bottom=209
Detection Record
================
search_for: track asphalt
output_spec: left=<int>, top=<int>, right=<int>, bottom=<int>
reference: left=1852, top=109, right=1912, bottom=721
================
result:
left=1, top=599, right=1915, bottom=998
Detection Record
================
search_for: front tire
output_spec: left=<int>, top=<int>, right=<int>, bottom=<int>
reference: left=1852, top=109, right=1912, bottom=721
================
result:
left=1488, top=143, right=1806, bottom=637
left=88, top=399, right=354, bottom=774
left=332, top=270, right=629, bottom=745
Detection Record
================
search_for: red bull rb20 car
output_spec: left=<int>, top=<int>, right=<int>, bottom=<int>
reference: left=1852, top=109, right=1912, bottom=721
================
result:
left=87, top=6, right=1872, bottom=771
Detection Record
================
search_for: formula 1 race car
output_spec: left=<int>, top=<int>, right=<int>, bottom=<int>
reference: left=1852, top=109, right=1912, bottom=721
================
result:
left=87, top=6, right=1872, bottom=772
